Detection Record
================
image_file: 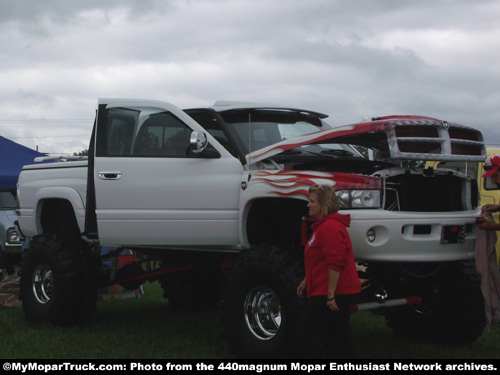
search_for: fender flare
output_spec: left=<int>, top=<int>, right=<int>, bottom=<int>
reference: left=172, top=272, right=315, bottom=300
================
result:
left=34, top=187, right=86, bottom=235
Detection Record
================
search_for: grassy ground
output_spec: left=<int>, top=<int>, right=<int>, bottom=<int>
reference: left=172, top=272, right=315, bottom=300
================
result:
left=0, top=280, right=499, bottom=359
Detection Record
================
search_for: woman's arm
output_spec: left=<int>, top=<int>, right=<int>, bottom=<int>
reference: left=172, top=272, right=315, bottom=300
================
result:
left=297, top=279, right=307, bottom=298
left=327, top=268, right=340, bottom=311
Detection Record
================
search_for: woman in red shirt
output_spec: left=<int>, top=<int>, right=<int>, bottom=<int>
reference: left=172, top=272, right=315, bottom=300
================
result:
left=297, top=184, right=361, bottom=358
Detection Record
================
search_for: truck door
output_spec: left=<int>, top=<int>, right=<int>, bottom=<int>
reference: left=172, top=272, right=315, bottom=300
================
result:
left=93, top=99, right=243, bottom=247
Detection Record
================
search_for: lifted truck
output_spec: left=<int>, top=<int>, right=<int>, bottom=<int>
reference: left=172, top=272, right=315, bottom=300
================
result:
left=16, top=99, right=487, bottom=357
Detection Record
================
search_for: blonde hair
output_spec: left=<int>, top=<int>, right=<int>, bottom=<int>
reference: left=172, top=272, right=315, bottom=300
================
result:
left=309, top=184, right=339, bottom=217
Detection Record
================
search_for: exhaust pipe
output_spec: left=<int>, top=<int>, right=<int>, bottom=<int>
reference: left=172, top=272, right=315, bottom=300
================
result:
left=350, top=296, right=421, bottom=313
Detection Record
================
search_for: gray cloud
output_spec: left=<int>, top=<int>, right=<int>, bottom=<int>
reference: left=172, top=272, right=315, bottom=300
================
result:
left=1, top=0, right=500, bottom=153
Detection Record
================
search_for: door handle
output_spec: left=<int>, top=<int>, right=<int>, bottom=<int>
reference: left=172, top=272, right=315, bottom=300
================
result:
left=98, top=171, right=122, bottom=180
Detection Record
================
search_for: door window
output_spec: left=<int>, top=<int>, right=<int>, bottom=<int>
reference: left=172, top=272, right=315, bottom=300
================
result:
left=133, top=112, right=192, bottom=157
left=97, top=107, right=216, bottom=158
left=484, top=173, right=500, bottom=190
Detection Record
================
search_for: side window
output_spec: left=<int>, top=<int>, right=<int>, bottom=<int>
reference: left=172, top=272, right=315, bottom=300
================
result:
left=484, top=164, right=500, bottom=190
left=97, top=106, right=219, bottom=158
left=0, top=191, right=17, bottom=209
left=186, top=110, right=238, bottom=157
left=484, top=178, right=498, bottom=190
left=133, top=113, right=192, bottom=157
left=107, top=117, right=135, bottom=156
left=98, top=107, right=139, bottom=157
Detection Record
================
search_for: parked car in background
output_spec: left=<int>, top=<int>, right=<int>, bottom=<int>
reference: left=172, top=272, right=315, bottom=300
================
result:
left=0, top=189, right=22, bottom=274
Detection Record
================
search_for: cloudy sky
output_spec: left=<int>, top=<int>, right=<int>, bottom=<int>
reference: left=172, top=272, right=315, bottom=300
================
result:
left=1, top=0, right=500, bottom=155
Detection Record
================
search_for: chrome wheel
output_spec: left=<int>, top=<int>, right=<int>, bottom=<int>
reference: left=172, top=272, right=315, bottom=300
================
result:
left=244, top=285, right=281, bottom=340
left=32, top=263, right=54, bottom=304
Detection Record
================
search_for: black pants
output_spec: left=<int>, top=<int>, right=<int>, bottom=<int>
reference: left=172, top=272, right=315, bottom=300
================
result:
left=296, top=294, right=357, bottom=359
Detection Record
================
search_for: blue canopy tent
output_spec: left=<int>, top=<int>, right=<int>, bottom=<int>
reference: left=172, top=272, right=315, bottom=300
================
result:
left=0, top=136, right=47, bottom=189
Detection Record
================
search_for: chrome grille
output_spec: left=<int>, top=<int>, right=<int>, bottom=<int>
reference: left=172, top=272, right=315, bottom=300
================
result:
left=385, top=119, right=485, bottom=161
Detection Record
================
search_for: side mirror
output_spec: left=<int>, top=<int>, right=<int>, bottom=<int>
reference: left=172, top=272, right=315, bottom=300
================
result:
left=190, top=131, right=208, bottom=153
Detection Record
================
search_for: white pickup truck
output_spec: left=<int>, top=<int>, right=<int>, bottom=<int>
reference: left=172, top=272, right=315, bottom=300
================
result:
left=17, top=99, right=487, bottom=357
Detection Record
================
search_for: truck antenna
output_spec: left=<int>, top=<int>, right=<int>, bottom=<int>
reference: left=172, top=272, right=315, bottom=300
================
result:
left=248, top=112, right=252, bottom=164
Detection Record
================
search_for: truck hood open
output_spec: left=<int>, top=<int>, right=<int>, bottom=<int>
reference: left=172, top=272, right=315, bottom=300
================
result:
left=245, top=116, right=486, bottom=165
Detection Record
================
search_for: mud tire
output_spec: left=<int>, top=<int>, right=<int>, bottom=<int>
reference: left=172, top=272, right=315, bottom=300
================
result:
left=222, top=244, right=304, bottom=358
left=20, top=233, right=100, bottom=325
left=385, top=261, right=486, bottom=345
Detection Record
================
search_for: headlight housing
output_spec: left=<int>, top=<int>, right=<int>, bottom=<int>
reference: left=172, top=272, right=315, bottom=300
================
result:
left=336, top=190, right=381, bottom=209
left=6, top=227, right=20, bottom=243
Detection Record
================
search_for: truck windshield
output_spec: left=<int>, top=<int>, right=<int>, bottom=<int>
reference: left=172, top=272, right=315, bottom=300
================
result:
left=0, top=191, right=17, bottom=210
left=220, top=110, right=359, bottom=156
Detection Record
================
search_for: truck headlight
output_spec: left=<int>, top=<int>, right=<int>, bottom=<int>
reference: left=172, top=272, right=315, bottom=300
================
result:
left=7, top=227, right=20, bottom=243
left=336, top=190, right=381, bottom=209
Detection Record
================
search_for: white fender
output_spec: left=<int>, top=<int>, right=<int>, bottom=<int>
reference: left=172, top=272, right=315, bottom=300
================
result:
left=32, top=187, right=86, bottom=236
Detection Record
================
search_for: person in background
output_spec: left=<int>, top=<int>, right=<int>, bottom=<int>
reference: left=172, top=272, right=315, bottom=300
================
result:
left=475, top=154, right=500, bottom=328
left=477, top=154, right=500, bottom=231
left=296, top=184, right=361, bottom=359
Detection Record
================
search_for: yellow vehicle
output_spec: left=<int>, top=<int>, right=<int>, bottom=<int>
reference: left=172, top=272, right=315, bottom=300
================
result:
left=427, top=147, right=500, bottom=262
